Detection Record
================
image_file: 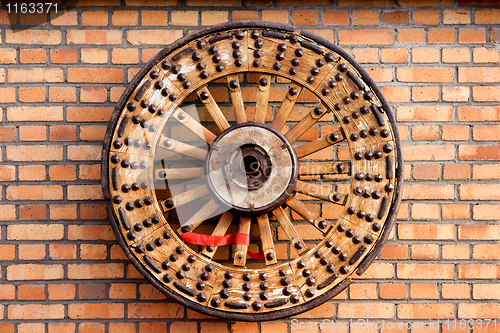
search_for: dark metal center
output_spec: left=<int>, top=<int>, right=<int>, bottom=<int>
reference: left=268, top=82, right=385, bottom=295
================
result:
left=237, top=144, right=272, bottom=190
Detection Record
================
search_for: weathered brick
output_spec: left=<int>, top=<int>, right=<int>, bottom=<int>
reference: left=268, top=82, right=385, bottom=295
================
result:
left=397, top=67, right=454, bottom=82
left=399, top=224, right=455, bottom=240
left=339, top=29, right=394, bottom=45
left=7, top=224, right=63, bottom=240
left=6, top=30, right=61, bottom=44
left=7, top=106, right=63, bottom=121
left=68, top=68, right=123, bottom=83
left=402, top=144, right=455, bottom=161
left=397, top=264, right=454, bottom=279
left=7, top=264, right=64, bottom=280
left=67, top=30, right=122, bottom=44
left=398, top=303, right=454, bottom=319
left=127, top=30, right=183, bottom=45
left=459, top=144, right=500, bottom=160
left=6, top=185, right=63, bottom=200
left=8, top=68, right=63, bottom=83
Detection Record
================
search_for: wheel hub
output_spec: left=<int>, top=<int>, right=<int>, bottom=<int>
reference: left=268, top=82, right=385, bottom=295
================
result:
left=206, top=123, right=297, bottom=214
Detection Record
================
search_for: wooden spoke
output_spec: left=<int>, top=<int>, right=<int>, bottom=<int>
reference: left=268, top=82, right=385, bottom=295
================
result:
left=272, top=207, right=308, bottom=255
left=254, top=74, right=271, bottom=124
left=294, top=180, right=346, bottom=204
left=257, top=214, right=277, bottom=265
left=286, top=197, right=331, bottom=232
left=299, top=161, right=350, bottom=176
left=233, top=216, right=251, bottom=266
left=270, top=83, right=302, bottom=131
left=160, top=184, right=209, bottom=211
left=294, top=130, right=345, bottom=159
left=197, top=85, right=230, bottom=131
left=227, top=74, right=247, bottom=124
left=285, top=105, right=330, bottom=144
left=177, top=198, right=219, bottom=235
left=201, top=212, right=234, bottom=259
left=156, top=167, right=205, bottom=180
left=158, top=135, right=207, bottom=160
left=172, top=108, right=216, bottom=144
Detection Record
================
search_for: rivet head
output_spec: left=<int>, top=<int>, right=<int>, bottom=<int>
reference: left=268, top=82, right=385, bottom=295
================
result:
left=338, top=63, right=348, bottom=72
left=196, top=281, right=206, bottom=290
left=360, top=129, right=368, bottom=138
left=347, top=206, right=356, bottom=215
left=254, top=40, right=263, bottom=48
left=208, top=46, right=217, bottom=55
left=169, top=253, right=178, bottom=262
left=121, top=184, right=130, bottom=193
left=205, top=264, right=213, bottom=272
left=253, top=60, right=260, bottom=67
left=332, top=194, right=342, bottom=202
left=196, top=40, right=206, bottom=49
left=291, top=58, right=300, bottom=66
left=320, top=257, right=329, bottom=265
left=307, top=76, right=315, bottom=83
left=372, top=191, right=381, bottom=199
left=134, top=223, right=142, bottom=231
left=112, top=195, right=122, bottom=204
left=383, top=144, right=393, bottom=153
left=283, top=287, right=292, bottom=296
left=337, top=224, right=346, bottom=232
left=322, top=88, right=330, bottom=96
left=161, top=88, right=170, bottom=96
left=375, top=174, right=383, bottom=182
left=306, top=277, right=316, bottom=286
left=372, top=222, right=382, bottom=232
left=365, top=173, right=374, bottom=181
left=242, top=273, right=251, bottom=281
left=289, top=87, right=298, bottom=96
left=350, top=134, right=359, bottom=141
left=242, top=282, right=251, bottom=291
left=318, top=219, right=328, bottom=228
left=259, top=77, right=269, bottom=86
left=334, top=103, right=342, bottom=111
left=325, top=240, right=333, bottom=248
left=279, top=269, right=287, bottom=276
left=290, top=294, right=300, bottom=303
left=135, top=245, right=144, bottom=253
left=353, top=236, right=362, bottom=244
left=302, top=269, right=311, bottom=277
left=295, top=48, right=304, bottom=57
left=232, top=50, right=241, bottom=58
left=339, top=266, right=349, bottom=274
left=273, top=62, right=281, bottom=70
left=381, top=129, right=390, bottom=138
left=219, top=289, right=229, bottom=298
left=366, top=214, right=375, bottom=222
left=328, top=80, right=337, bottom=88
left=121, top=159, right=130, bottom=168
left=313, top=107, right=323, bottom=116
left=225, top=271, right=234, bottom=280
left=297, top=260, right=306, bottom=268
left=385, top=184, right=394, bottom=192
left=171, top=65, right=180, bottom=74
left=311, top=67, right=320, bottom=76
left=250, top=30, right=260, bottom=39
left=260, top=281, right=269, bottom=290
left=177, top=73, right=187, bottom=82
left=197, top=62, right=206, bottom=70
left=330, top=132, right=339, bottom=141
left=182, top=263, right=191, bottom=271
left=266, top=252, right=274, bottom=260
left=163, top=273, right=172, bottom=282
left=365, top=151, right=373, bottom=160
left=281, top=277, right=290, bottom=286
left=289, top=34, right=299, bottom=43
left=276, top=52, right=285, bottom=61
left=316, top=58, right=325, bottom=67
left=165, top=199, right=174, bottom=209
left=161, top=60, right=171, bottom=70
left=235, top=30, right=245, bottom=40
left=277, top=43, right=287, bottom=52
left=343, top=96, right=351, bottom=104
left=357, top=210, right=366, bottom=219
left=332, top=246, right=341, bottom=255
left=254, top=50, right=263, bottom=58
left=211, top=298, right=220, bottom=307
left=187, top=254, right=196, bottom=263
left=294, top=241, right=303, bottom=250
left=364, top=235, right=374, bottom=244
left=197, top=293, right=207, bottom=302
left=325, top=53, right=334, bottom=62
left=305, top=289, right=315, bottom=298
left=223, top=280, right=231, bottom=288
left=229, top=80, right=239, bottom=89
left=127, top=102, right=136, bottom=111
left=200, top=272, right=209, bottom=281
left=145, top=243, right=154, bottom=251
left=150, top=71, right=159, bottom=79
left=243, top=292, right=252, bottom=301
left=339, top=253, right=348, bottom=261
left=335, top=73, right=343, bottom=81
left=326, top=264, right=335, bottom=273
left=259, top=292, right=269, bottom=300
left=252, top=301, right=262, bottom=311
left=364, top=91, right=373, bottom=100
left=162, top=261, right=170, bottom=270
left=259, top=273, right=267, bottom=281
left=176, top=246, right=184, bottom=255
left=200, top=70, right=209, bottom=79
left=289, top=68, right=297, bottom=75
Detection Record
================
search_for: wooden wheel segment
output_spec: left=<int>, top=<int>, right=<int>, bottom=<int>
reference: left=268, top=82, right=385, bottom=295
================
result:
left=102, top=22, right=402, bottom=321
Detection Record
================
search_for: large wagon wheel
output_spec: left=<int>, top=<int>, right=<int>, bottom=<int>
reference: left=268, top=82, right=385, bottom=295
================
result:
left=102, top=21, right=402, bottom=321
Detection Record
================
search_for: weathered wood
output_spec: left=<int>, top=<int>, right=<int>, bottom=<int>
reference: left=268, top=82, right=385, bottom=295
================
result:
left=285, top=106, right=330, bottom=144
left=233, top=216, right=251, bottom=266
left=197, top=85, right=230, bottom=131
left=201, top=211, right=234, bottom=259
left=156, top=167, right=205, bottom=180
left=272, top=207, right=308, bottom=255
left=257, top=214, right=277, bottom=265
left=158, top=135, right=207, bottom=160
left=270, top=83, right=302, bottom=131
left=173, top=108, right=216, bottom=143
left=286, top=196, right=330, bottom=231
left=227, top=74, right=247, bottom=124
left=177, top=198, right=220, bottom=234
left=294, top=130, right=345, bottom=159
left=294, top=180, right=346, bottom=204
left=298, top=162, right=350, bottom=176
left=160, top=184, right=209, bottom=211
left=254, top=74, right=272, bottom=123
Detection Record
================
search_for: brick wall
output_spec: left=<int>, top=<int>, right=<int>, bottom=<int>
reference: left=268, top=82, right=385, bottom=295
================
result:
left=1, top=0, right=499, bottom=332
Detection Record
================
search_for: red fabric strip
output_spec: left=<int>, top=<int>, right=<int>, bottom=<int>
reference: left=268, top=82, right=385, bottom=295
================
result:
left=180, top=231, right=265, bottom=260
left=181, top=232, right=250, bottom=247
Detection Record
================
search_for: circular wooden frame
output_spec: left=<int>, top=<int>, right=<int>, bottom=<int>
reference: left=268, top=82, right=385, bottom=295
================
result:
left=102, top=21, right=403, bottom=321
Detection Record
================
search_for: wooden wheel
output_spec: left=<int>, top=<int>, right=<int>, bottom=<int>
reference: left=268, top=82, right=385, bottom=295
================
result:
left=102, top=21, right=403, bottom=321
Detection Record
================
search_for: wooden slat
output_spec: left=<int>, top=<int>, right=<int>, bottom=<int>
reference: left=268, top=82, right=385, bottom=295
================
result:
left=257, top=214, right=277, bottom=265
left=272, top=207, right=308, bottom=255
left=254, top=74, right=271, bottom=123
left=158, top=135, right=207, bottom=160
left=201, top=212, right=233, bottom=259
left=285, top=106, right=330, bottom=144
left=227, top=74, right=247, bottom=124
left=177, top=199, right=219, bottom=234
left=286, top=197, right=331, bottom=231
left=173, top=108, right=216, bottom=143
left=233, top=216, right=251, bottom=266
left=294, top=130, right=345, bottom=159
left=156, top=167, right=204, bottom=180
left=197, top=85, right=230, bottom=131
left=270, top=83, right=302, bottom=131
left=294, top=180, right=346, bottom=204
left=160, top=184, right=209, bottom=211
left=298, top=162, right=350, bottom=176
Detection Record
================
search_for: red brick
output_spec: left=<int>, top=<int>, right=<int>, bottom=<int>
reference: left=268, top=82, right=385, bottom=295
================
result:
left=0, top=284, right=15, bottom=300
left=18, top=284, right=45, bottom=300
left=80, top=244, right=107, bottom=260
left=9, top=304, right=64, bottom=319
left=411, top=244, right=439, bottom=259
left=68, top=264, right=124, bottom=279
left=68, top=303, right=124, bottom=319
left=473, top=204, right=500, bottom=220
left=413, top=10, right=440, bottom=25
left=0, top=126, right=16, bottom=142
left=338, top=303, right=394, bottom=318
left=442, top=125, right=470, bottom=141
left=19, top=204, right=46, bottom=220
left=7, top=106, right=63, bottom=121
left=18, top=244, right=46, bottom=260
left=7, top=264, right=64, bottom=281
left=81, top=10, right=108, bottom=26
left=81, top=48, right=108, bottom=63
left=50, top=48, right=78, bottom=63
left=81, top=87, right=108, bottom=103
left=442, top=244, right=470, bottom=260
left=459, top=67, right=500, bottom=83
left=67, top=145, right=101, bottom=161
left=292, top=10, right=319, bottom=25
left=443, top=9, right=470, bottom=24
left=402, top=144, right=455, bottom=161
left=413, top=164, right=440, bottom=180
left=323, top=10, right=349, bottom=25
left=397, top=106, right=453, bottom=121
left=109, top=323, right=137, bottom=333
left=473, top=244, right=500, bottom=260
left=79, top=165, right=100, bottom=180
left=398, top=28, right=425, bottom=43
left=428, top=28, right=455, bottom=44
left=19, top=86, right=46, bottom=103
left=0, top=166, right=15, bottom=181
left=380, top=283, right=407, bottom=299
left=459, top=264, right=500, bottom=279
left=397, top=67, right=454, bottom=82
left=398, top=303, right=454, bottom=319
left=48, top=284, right=76, bottom=300
left=80, top=204, right=107, bottom=220
left=127, top=30, right=183, bottom=45
left=339, top=29, right=394, bottom=45
left=382, top=10, right=409, bottom=25
left=19, top=126, right=46, bottom=141
left=410, top=283, right=439, bottom=299
left=442, top=203, right=470, bottom=219
left=50, top=204, right=78, bottom=220
left=49, top=87, right=77, bottom=102
left=458, top=303, right=500, bottom=319
left=352, top=10, right=379, bottom=25
left=442, top=47, right=470, bottom=63
left=0, top=205, right=16, bottom=221
left=50, top=11, right=78, bottom=25
left=8, top=68, right=63, bottom=83
left=49, top=244, right=77, bottom=260
left=412, top=125, right=439, bottom=140
left=473, top=86, right=500, bottom=102
left=412, top=47, right=439, bottom=63
left=399, top=224, right=455, bottom=240
left=110, top=283, right=137, bottom=299
left=397, top=264, right=454, bottom=279
left=412, top=203, right=440, bottom=220
left=67, top=30, right=121, bottom=44
left=353, top=48, right=379, bottom=63
left=112, top=10, right=138, bottom=25
left=6, top=185, right=63, bottom=200
left=459, top=28, right=486, bottom=44
left=381, top=244, right=408, bottom=259
left=7, top=224, right=63, bottom=240
left=49, top=165, right=76, bottom=181
left=67, top=107, right=113, bottom=122
left=459, top=106, right=500, bottom=121
left=19, top=48, right=47, bottom=63
left=50, top=126, right=77, bottom=142
left=6, top=30, right=61, bottom=44
left=68, top=68, right=123, bottom=83
left=473, top=164, right=500, bottom=179
left=0, top=87, right=15, bottom=103
left=128, top=303, right=184, bottom=318
left=459, top=144, right=500, bottom=161
left=472, top=283, right=500, bottom=300
left=0, top=48, right=16, bottom=63
left=381, top=48, right=408, bottom=63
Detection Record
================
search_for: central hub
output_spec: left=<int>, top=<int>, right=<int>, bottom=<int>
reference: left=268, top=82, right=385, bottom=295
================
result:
left=206, top=123, right=298, bottom=215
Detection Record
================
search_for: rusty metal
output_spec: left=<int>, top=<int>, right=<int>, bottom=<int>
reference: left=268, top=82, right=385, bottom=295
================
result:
left=102, top=21, right=403, bottom=321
